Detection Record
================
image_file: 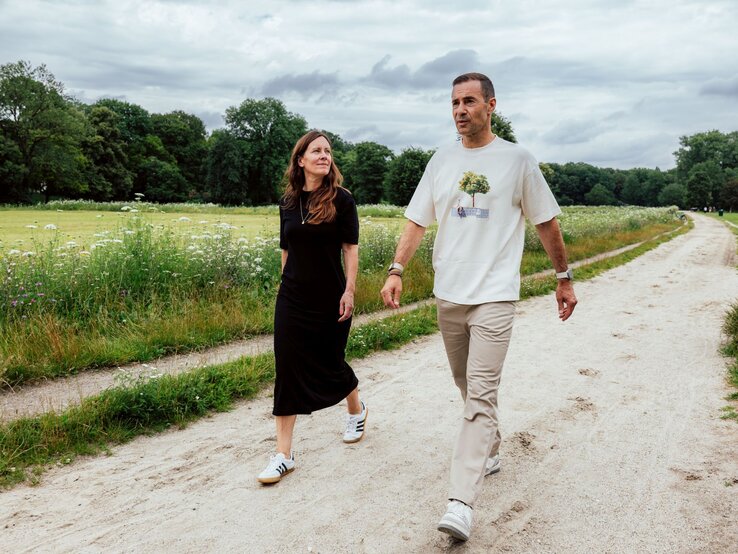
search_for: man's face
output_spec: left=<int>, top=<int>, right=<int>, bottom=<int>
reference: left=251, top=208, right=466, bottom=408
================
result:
left=452, top=80, right=496, bottom=138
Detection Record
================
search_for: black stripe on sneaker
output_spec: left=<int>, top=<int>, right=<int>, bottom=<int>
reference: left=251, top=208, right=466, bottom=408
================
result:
left=278, top=463, right=286, bottom=474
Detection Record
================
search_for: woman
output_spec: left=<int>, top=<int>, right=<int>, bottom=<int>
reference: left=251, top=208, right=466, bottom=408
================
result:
left=258, top=130, right=367, bottom=484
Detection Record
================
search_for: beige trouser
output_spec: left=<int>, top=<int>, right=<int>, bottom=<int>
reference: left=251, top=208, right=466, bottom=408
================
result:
left=436, top=298, right=516, bottom=507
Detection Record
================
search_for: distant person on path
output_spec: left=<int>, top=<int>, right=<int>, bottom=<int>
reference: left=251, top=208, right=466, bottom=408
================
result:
left=258, top=130, right=367, bottom=485
left=380, top=73, right=577, bottom=541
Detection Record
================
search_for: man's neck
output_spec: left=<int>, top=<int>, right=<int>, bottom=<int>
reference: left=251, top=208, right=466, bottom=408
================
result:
left=461, top=132, right=496, bottom=149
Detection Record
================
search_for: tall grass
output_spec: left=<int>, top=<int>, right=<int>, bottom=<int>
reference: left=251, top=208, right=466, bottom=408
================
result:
left=722, top=304, right=738, bottom=421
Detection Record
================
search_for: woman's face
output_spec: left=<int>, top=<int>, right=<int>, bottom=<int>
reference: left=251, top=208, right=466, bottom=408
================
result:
left=298, top=136, right=332, bottom=180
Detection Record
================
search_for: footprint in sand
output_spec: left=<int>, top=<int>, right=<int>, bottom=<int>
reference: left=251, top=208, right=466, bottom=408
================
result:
left=578, top=367, right=600, bottom=377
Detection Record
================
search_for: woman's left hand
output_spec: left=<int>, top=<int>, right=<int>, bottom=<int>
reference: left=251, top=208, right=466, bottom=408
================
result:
left=338, top=291, right=354, bottom=322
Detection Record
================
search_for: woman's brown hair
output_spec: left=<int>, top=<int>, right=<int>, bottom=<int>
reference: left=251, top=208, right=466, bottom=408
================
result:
left=282, top=130, right=346, bottom=224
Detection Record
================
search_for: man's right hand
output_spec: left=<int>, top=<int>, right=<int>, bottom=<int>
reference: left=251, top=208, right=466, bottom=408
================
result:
left=381, top=275, right=403, bottom=309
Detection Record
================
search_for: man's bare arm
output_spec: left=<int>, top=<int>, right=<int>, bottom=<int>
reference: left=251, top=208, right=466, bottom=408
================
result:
left=535, top=217, right=578, bottom=321
left=380, top=220, right=427, bottom=308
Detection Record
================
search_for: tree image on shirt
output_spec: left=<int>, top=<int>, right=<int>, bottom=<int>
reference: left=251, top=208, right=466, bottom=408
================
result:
left=459, top=171, right=490, bottom=207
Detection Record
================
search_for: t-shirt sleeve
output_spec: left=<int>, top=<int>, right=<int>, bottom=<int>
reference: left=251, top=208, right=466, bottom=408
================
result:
left=279, top=204, right=287, bottom=250
left=404, top=156, right=436, bottom=227
left=337, top=190, right=359, bottom=245
left=521, top=155, right=561, bottom=225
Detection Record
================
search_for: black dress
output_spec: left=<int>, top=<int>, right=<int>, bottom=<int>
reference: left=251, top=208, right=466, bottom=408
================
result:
left=273, top=187, right=360, bottom=416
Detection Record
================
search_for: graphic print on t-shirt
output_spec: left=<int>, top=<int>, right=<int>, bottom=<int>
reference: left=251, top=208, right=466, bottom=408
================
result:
left=454, top=170, right=490, bottom=218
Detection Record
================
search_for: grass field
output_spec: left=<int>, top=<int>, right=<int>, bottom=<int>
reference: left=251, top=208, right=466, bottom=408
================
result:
left=0, top=208, right=403, bottom=251
left=0, top=203, right=684, bottom=385
left=709, top=211, right=738, bottom=227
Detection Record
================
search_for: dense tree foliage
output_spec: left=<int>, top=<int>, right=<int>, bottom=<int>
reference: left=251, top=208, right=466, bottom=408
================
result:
left=224, top=98, right=307, bottom=204
left=205, top=129, right=248, bottom=206
left=491, top=112, right=516, bottom=143
left=81, top=106, right=133, bottom=200
left=0, top=61, right=87, bottom=202
left=343, top=142, right=394, bottom=204
left=383, top=147, right=434, bottom=206
left=721, top=177, right=738, bottom=212
left=675, top=130, right=738, bottom=208
left=2, top=61, right=737, bottom=209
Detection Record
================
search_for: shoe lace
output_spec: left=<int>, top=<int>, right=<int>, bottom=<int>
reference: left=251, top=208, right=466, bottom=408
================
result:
left=449, top=502, right=471, bottom=524
left=266, top=454, right=285, bottom=472
left=344, top=414, right=359, bottom=433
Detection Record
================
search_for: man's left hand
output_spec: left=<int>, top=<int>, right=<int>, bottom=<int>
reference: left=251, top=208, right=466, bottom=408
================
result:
left=556, top=281, right=577, bottom=321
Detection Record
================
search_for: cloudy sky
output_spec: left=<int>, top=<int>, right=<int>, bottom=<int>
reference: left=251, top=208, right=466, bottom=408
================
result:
left=2, top=0, right=737, bottom=169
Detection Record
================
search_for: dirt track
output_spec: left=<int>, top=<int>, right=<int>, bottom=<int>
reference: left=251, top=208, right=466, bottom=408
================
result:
left=1, top=214, right=737, bottom=553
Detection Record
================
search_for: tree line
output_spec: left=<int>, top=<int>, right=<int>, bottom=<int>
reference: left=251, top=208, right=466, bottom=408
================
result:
left=2, top=60, right=737, bottom=209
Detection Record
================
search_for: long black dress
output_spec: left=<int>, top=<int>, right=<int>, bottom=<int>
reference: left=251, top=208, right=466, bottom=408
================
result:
left=273, top=187, right=360, bottom=416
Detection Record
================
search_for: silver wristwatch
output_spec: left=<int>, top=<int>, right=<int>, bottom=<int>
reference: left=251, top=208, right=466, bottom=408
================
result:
left=387, top=261, right=404, bottom=276
left=555, top=268, right=573, bottom=280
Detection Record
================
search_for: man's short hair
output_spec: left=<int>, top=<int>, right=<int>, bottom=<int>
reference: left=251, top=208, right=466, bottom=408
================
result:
left=452, top=73, right=495, bottom=101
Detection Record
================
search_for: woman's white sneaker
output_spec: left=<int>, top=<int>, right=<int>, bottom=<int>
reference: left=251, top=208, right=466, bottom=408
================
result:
left=257, top=452, right=295, bottom=484
left=343, top=401, right=367, bottom=443
left=437, top=500, right=473, bottom=541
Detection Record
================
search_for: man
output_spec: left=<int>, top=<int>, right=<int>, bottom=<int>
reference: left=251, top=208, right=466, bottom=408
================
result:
left=380, top=72, right=577, bottom=542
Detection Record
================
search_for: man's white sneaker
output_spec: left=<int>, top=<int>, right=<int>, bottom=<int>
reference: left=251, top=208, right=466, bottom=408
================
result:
left=343, top=401, right=367, bottom=443
left=485, top=454, right=501, bottom=476
left=257, top=452, right=295, bottom=484
left=437, top=500, right=473, bottom=541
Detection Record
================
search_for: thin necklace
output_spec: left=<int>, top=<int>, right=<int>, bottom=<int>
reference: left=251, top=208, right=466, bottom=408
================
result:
left=299, top=194, right=310, bottom=224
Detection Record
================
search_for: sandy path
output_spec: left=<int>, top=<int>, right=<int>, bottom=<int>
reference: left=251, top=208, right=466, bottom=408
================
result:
left=1, top=214, right=737, bottom=553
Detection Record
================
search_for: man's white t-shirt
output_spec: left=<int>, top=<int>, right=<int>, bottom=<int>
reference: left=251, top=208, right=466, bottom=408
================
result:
left=405, top=137, right=561, bottom=305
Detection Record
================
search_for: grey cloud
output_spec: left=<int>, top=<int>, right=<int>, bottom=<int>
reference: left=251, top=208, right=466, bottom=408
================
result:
left=343, top=124, right=381, bottom=142
left=582, top=133, right=676, bottom=169
left=700, top=75, right=738, bottom=97
left=262, top=70, right=340, bottom=98
left=195, top=111, right=225, bottom=129
left=488, top=56, right=607, bottom=91
left=543, top=119, right=610, bottom=145
left=364, top=55, right=412, bottom=88
left=363, top=50, right=479, bottom=90
left=413, top=49, right=479, bottom=87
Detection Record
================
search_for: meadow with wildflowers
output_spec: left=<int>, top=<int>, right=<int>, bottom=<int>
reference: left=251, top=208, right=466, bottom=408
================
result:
left=0, top=203, right=683, bottom=385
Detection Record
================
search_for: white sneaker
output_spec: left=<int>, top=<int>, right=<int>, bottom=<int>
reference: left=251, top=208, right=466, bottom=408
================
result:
left=343, top=401, right=367, bottom=443
left=485, top=454, right=501, bottom=476
left=437, top=500, right=473, bottom=541
left=257, top=452, right=295, bottom=484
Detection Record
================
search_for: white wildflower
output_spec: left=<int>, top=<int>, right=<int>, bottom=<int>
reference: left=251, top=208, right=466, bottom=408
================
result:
left=44, top=224, right=57, bottom=230
left=25, top=224, right=37, bottom=229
